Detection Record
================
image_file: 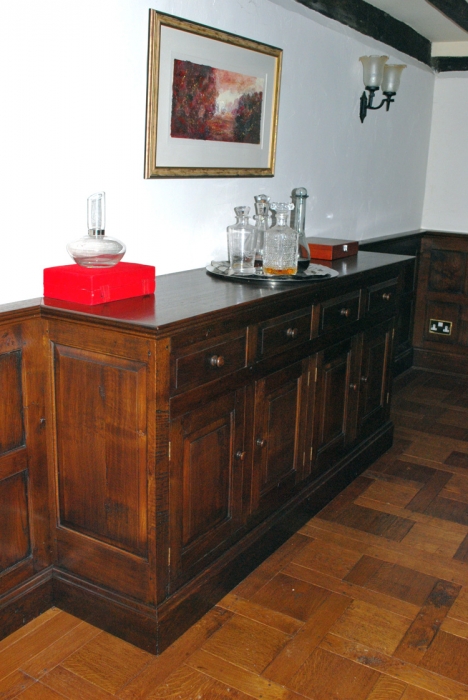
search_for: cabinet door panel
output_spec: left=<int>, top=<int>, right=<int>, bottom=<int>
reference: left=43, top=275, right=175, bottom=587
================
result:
left=0, top=471, right=30, bottom=572
left=312, top=338, right=359, bottom=471
left=54, top=344, right=148, bottom=557
left=0, top=350, right=25, bottom=454
left=169, top=390, right=245, bottom=590
left=252, top=360, right=307, bottom=519
left=358, top=320, right=393, bottom=439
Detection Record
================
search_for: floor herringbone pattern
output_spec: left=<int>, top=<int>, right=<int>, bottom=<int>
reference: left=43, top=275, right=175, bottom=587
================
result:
left=3, top=369, right=468, bottom=699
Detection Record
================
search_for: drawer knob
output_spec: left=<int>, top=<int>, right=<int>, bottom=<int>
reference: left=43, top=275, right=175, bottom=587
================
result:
left=286, top=327, right=299, bottom=339
left=256, top=438, right=266, bottom=448
left=235, top=450, right=246, bottom=461
left=382, top=292, right=392, bottom=301
left=349, top=383, right=358, bottom=391
left=340, top=308, right=351, bottom=318
left=210, top=354, right=225, bottom=368
left=361, top=376, right=368, bottom=384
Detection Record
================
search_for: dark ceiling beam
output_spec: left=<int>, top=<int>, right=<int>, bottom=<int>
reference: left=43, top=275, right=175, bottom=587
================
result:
left=425, top=0, right=468, bottom=34
left=293, top=0, right=432, bottom=65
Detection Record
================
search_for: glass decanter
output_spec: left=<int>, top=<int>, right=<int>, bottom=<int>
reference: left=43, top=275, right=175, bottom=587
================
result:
left=263, top=202, right=298, bottom=276
left=226, top=206, right=256, bottom=273
left=290, top=187, right=310, bottom=271
left=253, top=194, right=270, bottom=270
left=67, top=192, right=126, bottom=268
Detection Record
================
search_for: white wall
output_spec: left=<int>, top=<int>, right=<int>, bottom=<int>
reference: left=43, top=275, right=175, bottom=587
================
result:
left=0, top=0, right=434, bottom=304
left=422, top=72, right=468, bottom=233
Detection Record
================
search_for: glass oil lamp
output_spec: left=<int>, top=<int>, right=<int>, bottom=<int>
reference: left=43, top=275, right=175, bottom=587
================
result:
left=67, top=192, right=126, bottom=268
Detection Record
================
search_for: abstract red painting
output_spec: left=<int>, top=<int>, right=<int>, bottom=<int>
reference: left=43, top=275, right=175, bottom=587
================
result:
left=171, top=59, right=264, bottom=144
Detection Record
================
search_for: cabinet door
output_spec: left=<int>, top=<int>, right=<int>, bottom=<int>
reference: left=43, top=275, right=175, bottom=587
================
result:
left=357, top=319, right=394, bottom=440
left=169, top=389, right=246, bottom=592
left=251, top=360, right=308, bottom=521
left=311, top=337, right=359, bottom=473
left=49, top=322, right=155, bottom=605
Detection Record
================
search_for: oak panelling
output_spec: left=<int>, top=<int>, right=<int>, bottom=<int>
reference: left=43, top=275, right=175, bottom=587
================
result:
left=428, top=249, right=466, bottom=294
left=0, top=315, right=51, bottom=635
left=0, top=349, right=24, bottom=454
left=0, top=471, right=30, bottom=572
left=56, top=528, right=151, bottom=602
left=54, top=344, right=148, bottom=556
left=0, top=447, right=27, bottom=481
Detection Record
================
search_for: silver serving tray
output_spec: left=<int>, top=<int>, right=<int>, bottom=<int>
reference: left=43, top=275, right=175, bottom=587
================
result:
left=206, top=261, right=339, bottom=284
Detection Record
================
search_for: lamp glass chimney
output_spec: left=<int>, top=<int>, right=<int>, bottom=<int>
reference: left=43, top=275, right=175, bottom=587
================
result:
left=381, top=64, right=406, bottom=94
left=359, top=55, right=388, bottom=88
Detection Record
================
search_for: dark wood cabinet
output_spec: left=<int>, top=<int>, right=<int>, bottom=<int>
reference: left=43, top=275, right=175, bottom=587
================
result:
left=251, top=359, right=309, bottom=521
left=169, top=388, right=246, bottom=592
left=0, top=251, right=413, bottom=654
left=311, top=337, right=359, bottom=473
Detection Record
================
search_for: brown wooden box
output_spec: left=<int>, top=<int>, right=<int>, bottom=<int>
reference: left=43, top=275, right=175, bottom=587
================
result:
left=306, top=237, right=359, bottom=260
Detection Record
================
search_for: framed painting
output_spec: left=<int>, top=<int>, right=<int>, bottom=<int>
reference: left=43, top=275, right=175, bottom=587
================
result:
left=144, top=11, right=283, bottom=178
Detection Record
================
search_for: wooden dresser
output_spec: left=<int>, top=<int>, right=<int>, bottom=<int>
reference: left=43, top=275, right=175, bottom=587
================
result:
left=0, top=252, right=413, bottom=653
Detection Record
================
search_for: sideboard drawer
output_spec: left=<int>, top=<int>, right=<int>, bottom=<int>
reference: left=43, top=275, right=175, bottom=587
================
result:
left=368, top=279, right=398, bottom=315
left=257, top=307, right=312, bottom=359
left=172, top=330, right=248, bottom=393
left=320, top=291, right=361, bottom=333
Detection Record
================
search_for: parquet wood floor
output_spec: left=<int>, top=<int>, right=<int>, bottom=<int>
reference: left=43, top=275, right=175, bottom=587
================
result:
left=5, top=369, right=468, bottom=699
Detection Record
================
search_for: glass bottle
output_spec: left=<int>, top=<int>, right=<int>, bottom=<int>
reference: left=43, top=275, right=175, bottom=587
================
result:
left=67, top=192, right=126, bottom=268
left=226, top=206, right=256, bottom=273
left=290, top=187, right=310, bottom=271
left=263, top=202, right=298, bottom=276
left=253, top=194, right=270, bottom=270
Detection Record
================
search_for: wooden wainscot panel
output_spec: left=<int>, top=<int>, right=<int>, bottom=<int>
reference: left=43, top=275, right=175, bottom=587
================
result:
left=0, top=471, right=30, bottom=571
left=0, top=310, right=52, bottom=639
left=0, top=349, right=25, bottom=454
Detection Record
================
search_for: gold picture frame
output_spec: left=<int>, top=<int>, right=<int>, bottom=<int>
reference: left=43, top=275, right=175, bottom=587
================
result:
left=144, top=11, right=282, bottom=178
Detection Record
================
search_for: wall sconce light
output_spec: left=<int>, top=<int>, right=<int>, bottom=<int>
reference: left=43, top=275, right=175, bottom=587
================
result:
left=359, top=56, right=406, bottom=123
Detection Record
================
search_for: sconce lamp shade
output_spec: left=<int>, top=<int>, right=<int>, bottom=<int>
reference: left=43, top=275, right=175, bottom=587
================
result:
left=381, top=64, right=406, bottom=94
left=359, top=55, right=388, bottom=88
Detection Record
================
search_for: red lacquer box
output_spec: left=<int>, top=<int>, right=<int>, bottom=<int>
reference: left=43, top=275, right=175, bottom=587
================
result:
left=306, top=237, right=358, bottom=260
left=43, top=262, right=156, bottom=305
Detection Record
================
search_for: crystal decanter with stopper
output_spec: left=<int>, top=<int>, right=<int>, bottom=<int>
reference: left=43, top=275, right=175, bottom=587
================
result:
left=67, top=192, right=126, bottom=268
left=226, top=206, right=256, bottom=273
left=253, top=194, right=270, bottom=270
left=263, top=202, right=298, bottom=276
left=290, top=187, right=310, bottom=270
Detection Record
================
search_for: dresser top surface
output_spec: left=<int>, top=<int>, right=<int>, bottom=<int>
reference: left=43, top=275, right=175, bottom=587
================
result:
left=39, top=251, right=413, bottom=333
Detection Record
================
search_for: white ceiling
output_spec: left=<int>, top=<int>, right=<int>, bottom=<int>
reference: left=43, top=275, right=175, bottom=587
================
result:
left=365, top=0, right=468, bottom=54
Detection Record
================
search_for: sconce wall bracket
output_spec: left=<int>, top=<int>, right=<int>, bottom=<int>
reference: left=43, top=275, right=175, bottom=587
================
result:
left=360, top=87, right=396, bottom=123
